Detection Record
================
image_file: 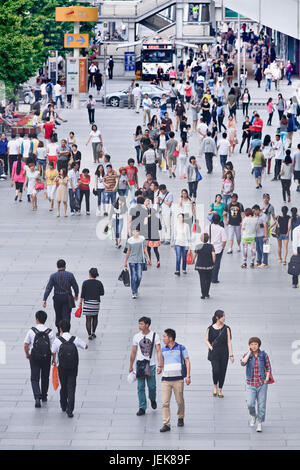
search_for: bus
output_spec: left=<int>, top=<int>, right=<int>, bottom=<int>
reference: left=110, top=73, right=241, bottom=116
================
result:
left=141, top=42, right=175, bottom=80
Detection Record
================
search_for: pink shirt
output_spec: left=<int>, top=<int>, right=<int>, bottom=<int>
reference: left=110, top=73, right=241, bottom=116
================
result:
left=267, top=102, right=273, bottom=113
left=12, top=161, right=26, bottom=183
left=169, top=69, right=177, bottom=78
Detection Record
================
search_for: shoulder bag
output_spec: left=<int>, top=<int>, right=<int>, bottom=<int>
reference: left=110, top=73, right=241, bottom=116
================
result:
left=207, top=326, right=227, bottom=361
left=179, top=344, right=187, bottom=378
left=58, top=272, right=76, bottom=309
left=136, top=333, right=156, bottom=378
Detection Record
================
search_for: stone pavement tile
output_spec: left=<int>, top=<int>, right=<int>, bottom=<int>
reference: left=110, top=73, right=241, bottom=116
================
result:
left=32, top=440, right=72, bottom=447
left=177, top=441, right=215, bottom=450
left=0, top=445, right=34, bottom=450
left=0, top=438, right=38, bottom=446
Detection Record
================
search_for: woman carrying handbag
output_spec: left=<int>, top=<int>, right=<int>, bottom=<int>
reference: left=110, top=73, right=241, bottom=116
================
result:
left=79, top=268, right=104, bottom=341
left=205, top=310, right=234, bottom=398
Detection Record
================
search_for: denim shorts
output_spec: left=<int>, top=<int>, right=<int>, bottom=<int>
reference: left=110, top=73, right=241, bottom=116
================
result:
left=254, top=166, right=262, bottom=178
left=278, top=234, right=288, bottom=241
left=37, top=159, right=46, bottom=166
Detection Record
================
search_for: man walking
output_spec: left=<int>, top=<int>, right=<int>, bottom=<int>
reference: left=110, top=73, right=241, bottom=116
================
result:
left=157, top=184, right=173, bottom=245
left=241, top=337, right=272, bottom=433
left=43, top=259, right=79, bottom=336
left=201, top=131, right=217, bottom=174
left=132, top=84, right=142, bottom=113
left=224, top=193, right=245, bottom=254
left=124, top=227, right=151, bottom=299
left=129, top=317, right=162, bottom=416
left=24, top=310, right=55, bottom=408
left=108, top=55, right=114, bottom=79
left=142, top=93, right=152, bottom=126
left=0, top=133, right=8, bottom=177
left=160, top=328, right=191, bottom=432
left=52, top=320, right=88, bottom=417
left=252, top=205, right=269, bottom=267
left=272, top=134, right=284, bottom=181
left=127, top=79, right=135, bottom=109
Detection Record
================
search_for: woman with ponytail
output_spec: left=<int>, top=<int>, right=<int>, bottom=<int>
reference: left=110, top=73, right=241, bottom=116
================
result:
left=11, top=154, right=26, bottom=202
left=205, top=310, right=234, bottom=398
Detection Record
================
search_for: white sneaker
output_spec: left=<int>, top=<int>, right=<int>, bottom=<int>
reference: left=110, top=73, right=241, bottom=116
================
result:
left=227, top=249, right=233, bottom=254
left=237, top=246, right=241, bottom=252
left=132, top=294, right=137, bottom=299
left=256, top=422, right=262, bottom=432
left=250, top=415, right=257, bottom=427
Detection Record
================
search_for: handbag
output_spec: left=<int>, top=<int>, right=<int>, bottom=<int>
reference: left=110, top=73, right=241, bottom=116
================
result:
left=186, top=251, right=193, bottom=265
left=271, top=222, right=280, bottom=238
left=75, top=306, right=82, bottom=318
left=58, top=272, right=76, bottom=309
left=207, top=326, right=227, bottom=361
left=52, top=365, right=59, bottom=391
left=179, top=344, right=187, bottom=378
left=196, top=169, right=202, bottom=181
left=263, top=243, right=270, bottom=254
left=118, top=269, right=130, bottom=287
left=35, top=182, right=44, bottom=191
left=288, top=255, right=300, bottom=276
left=136, top=333, right=156, bottom=378
left=173, top=150, right=179, bottom=157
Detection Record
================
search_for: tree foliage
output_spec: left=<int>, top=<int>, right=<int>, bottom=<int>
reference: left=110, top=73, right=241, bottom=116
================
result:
left=0, top=0, right=96, bottom=91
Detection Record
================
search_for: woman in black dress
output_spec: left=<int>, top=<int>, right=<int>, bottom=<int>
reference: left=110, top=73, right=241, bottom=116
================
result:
left=205, top=310, right=234, bottom=397
left=144, top=198, right=161, bottom=268
left=193, top=233, right=216, bottom=299
left=80, top=268, right=105, bottom=340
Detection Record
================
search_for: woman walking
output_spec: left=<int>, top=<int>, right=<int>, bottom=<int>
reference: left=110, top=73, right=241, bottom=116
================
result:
left=280, top=151, right=293, bottom=203
left=25, top=162, right=41, bottom=211
left=94, top=164, right=106, bottom=216
left=86, top=124, right=103, bottom=164
left=11, top=154, right=26, bottom=202
left=144, top=197, right=161, bottom=268
left=169, top=83, right=177, bottom=113
left=55, top=167, right=68, bottom=217
left=124, top=227, right=151, bottom=299
left=111, top=197, right=126, bottom=248
left=241, top=88, right=251, bottom=116
left=80, top=268, right=105, bottom=340
left=175, top=101, right=185, bottom=132
left=133, top=126, right=143, bottom=165
left=221, top=171, right=234, bottom=205
left=36, top=141, right=47, bottom=180
left=217, top=101, right=226, bottom=133
left=239, top=116, right=251, bottom=154
left=277, top=93, right=286, bottom=121
left=255, top=65, right=262, bottom=88
left=227, top=116, right=237, bottom=156
left=79, top=168, right=91, bottom=215
left=262, top=135, right=274, bottom=174
left=276, top=206, right=291, bottom=265
left=177, top=136, right=189, bottom=179
left=193, top=233, right=216, bottom=299
left=266, top=98, right=274, bottom=126
left=227, top=88, right=237, bottom=120
left=208, top=194, right=226, bottom=227
left=46, top=135, right=58, bottom=169
left=171, top=213, right=191, bottom=276
left=86, top=95, right=96, bottom=124
left=201, top=97, right=211, bottom=125
left=191, top=99, right=200, bottom=132
left=251, top=146, right=265, bottom=189
left=205, top=310, right=234, bottom=398
left=187, top=156, right=201, bottom=201
left=45, top=161, right=58, bottom=211
left=185, top=81, right=192, bottom=110
left=279, top=114, right=289, bottom=149
left=241, top=208, right=259, bottom=268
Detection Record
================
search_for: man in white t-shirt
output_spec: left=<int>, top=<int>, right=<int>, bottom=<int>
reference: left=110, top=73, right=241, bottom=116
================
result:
left=272, top=134, right=284, bottom=180
left=142, top=94, right=152, bottom=126
left=197, top=118, right=208, bottom=146
left=54, top=81, right=63, bottom=108
left=7, top=134, right=20, bottom=177
left=218, top=132, right=230, bottom=169
left=68, top=162, right=80, bottom=215
left=205, top=214, right=227, bottom=283
left=129, top=316, right=162, bottom=416
left=40, top=81, right=48, bottom=105
left=132, top=84, right=142, bottom=113
left=293, top=144, right=300, bottom=191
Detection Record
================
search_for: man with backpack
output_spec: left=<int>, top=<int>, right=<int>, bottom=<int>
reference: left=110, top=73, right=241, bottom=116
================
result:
left=46, top=80, right=53, bottom=101
left=24, top=311, right=55, bottom=408
left=51, top=320, right=88, bottom=418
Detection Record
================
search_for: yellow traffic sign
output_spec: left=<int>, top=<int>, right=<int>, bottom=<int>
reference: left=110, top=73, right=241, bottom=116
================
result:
left=64, top=34, right=89, bottom=48
left=56, top=7, right=98, bottom=22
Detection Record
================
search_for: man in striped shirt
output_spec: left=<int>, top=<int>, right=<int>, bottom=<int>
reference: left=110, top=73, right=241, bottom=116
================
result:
left=160, top=329, right=191, bottom=432
left=241, top=337, right=272, bottom=432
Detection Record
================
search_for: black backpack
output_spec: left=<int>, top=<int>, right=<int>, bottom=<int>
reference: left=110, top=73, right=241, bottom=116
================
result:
left=58, top=336, right=79, bottom=370
left=31, top=327, right=51, bottom=360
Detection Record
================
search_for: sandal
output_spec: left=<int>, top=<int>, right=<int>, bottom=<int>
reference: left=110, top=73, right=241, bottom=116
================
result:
left=278, top=258, right=282, bottom=263
left=241, top=263, right=247, bottom=269
left=283, top=260, right=286, bottom=265
left=218, top=393, right=224, bottom=398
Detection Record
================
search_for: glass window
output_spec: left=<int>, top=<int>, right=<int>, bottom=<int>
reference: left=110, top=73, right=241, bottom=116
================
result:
left=186, top=3, right=210, bottom=23
left=142, top=50, right=173, bottom=63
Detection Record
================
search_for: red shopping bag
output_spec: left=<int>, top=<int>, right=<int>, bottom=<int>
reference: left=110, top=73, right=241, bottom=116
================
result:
left=75, top=306, right=82, bottom=318
left=52, top=365, right=59, bottom=391
left=186, top=251, right=193, bottom=265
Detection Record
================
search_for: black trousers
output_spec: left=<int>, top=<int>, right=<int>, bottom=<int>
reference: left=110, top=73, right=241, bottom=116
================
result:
left=80, top=189, right=90, bottom=212
left=281, top=179, right=291, bottom=201
left=9, top=154, right=18, bottom=177
left=88, top=108, right=95, bottom=124
left=242, top=103, right=249, bottom=116
left=0, top=154, right=8, bottom=175
left=218, top=116, right=226, bottom=133
left=198, top=270, right=212, bottom=297
left=240, top=134, right=251, bottom=153
left=57, top=160, right=68, bottom=172
left=53, top=294, right=71, bottom=332
left=274, top=159, right=282, bottom=180
left=188, top=181, right=198, bottom=199
left=211, top=250, right=223, bottom=283
left=30, top=356, right=51, bottom=400
left=211, top=351, right=229, bottom=388
left=205, top=153, right=214, bottom=173
left=58, top=367, right=77, bottom=413
left=108, top=67, right=113, bottom=79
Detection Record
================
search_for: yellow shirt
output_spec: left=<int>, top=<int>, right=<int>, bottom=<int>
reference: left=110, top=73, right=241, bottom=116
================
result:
left=46, top=168, right=58, bottom=185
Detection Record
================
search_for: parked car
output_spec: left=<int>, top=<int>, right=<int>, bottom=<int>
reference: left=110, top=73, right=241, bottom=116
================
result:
left=103, top=84, right=169, bottom=108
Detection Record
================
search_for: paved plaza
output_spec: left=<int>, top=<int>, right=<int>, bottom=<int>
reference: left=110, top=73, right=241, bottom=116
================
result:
left=0, top=78, right=300, bottom=450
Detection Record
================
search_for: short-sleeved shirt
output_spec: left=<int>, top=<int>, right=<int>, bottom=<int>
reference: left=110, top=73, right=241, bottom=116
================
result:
left=161, top=118, right=172, bottom=133
left=125, top=165, right=138, bottom=185
left=24, top=324, right=55, bottom=353
left=256, top=213, right=268, bottom=237
left=126, top=235, right=146, bottom=263
left=43, top=122, right=55, bottom=140
left=78, top=174, right=90, bottom=191
left=68, top=169, right=80, bottom=190
left=293, top=152, right=300, bottom=171
left=133, top=331, right=161, bottom=366
left=210, top=202, right=226, bottom=222
left=89, top=130, right=101, bottom=143
left=51, top=332, right=87, bottom=357
left=165, top=139, right=178, bottom=158
left=194, top=243, right=215, bottom=269
left=225, top=202, right=244, bottom=226
left=103, top=174, right=118, bottom=192
left=161, top=343, right=189, bottom=381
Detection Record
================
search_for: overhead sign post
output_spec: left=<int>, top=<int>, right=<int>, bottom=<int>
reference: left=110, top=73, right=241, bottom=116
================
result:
left=64, top=33, right=89, bottom=48
left=56, top=6, right=98, bottom=109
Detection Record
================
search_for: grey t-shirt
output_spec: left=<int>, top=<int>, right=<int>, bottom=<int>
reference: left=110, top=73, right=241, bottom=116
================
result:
left=256, top=213, right=268, bottom=237
left=166, top=139, right=178, bottom=158
left=293, top=152, right=300, bottom=171
left=263, top=203, right=275, bottom=223
left=126, top=236, right=146, bottom=263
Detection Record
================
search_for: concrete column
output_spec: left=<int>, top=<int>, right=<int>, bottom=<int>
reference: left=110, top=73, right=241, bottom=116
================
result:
left=73, top=21, right=80, bottom=110
left=175, top=2, right=184, bottom=69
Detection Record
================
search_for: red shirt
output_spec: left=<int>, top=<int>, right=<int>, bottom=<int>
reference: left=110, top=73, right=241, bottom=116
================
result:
left=253, top=118, right=263, bottom=133
left=78, top=174, right=90, bottom=191
left=43, top=122, right=54, bottom=139
left=125, top=165, right=138, bottom=186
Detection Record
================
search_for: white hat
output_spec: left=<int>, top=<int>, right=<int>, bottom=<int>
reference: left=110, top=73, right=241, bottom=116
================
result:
left=127, top=371, right=137, bottom=384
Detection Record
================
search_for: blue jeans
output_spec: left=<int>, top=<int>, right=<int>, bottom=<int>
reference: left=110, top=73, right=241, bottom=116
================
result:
left=174, top=245, right=188, bottom=272
left=246, top=383, right=268, bottom=423
left=129, top=263, right=143, bottom=294
left=137, top=365, right=156, bottom=410
left=280, top=132, right=288, bottom=149
left=256, top=236, right=268, bottom=265
left=68, top=188, right=80, bottom=213
left=118, top=189, right=127, bottom=197
left=265, top=78, right=271, bottom=91
left=222, top=193, right=231, bottom=205
left=220, top=155, right=227, bottom=169
left=104, top=191, right=116, bottom=207
left=55, top=95, right=63, bottom=107
left=287, top=71, right=292, bottom=85
left=97, top=188, right=105, bottom=208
